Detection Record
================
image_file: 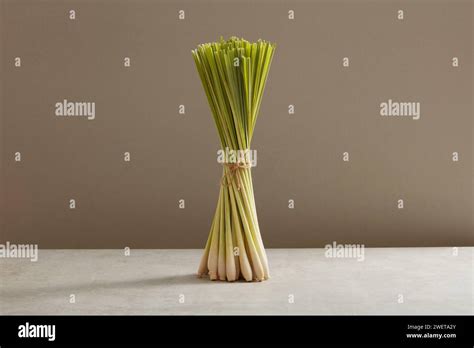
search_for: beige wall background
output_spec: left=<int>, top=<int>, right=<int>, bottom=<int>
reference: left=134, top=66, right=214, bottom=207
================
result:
left=1, top=0, right=472, bottom=248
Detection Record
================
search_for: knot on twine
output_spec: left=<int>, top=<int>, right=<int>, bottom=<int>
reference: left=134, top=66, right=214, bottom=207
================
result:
left=221, top=162, right=251, bottom=190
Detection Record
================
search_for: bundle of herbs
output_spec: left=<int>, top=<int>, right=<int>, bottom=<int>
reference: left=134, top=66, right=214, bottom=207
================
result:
left=192, top=37, right=275, bottom=282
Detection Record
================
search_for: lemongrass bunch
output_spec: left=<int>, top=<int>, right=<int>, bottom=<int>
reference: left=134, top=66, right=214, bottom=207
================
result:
left=192, top=37, right=275, bottom=282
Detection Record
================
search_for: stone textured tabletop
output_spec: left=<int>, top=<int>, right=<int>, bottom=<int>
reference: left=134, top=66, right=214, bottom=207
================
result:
left=0, top=248, right=471, bottom=315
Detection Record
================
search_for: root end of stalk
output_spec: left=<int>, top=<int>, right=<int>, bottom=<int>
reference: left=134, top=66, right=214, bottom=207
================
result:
left=198, top=273, right=269, bottom=283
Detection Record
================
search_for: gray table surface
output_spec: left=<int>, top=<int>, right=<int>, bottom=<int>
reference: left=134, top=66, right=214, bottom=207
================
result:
left=0, top=248, right=472, bottom=315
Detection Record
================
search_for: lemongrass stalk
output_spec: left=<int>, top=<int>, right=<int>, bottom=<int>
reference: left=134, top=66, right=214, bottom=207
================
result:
left=208, top=192, right=221, bottom=280
left=217, top=187, right=227, bottom=280
left=243, top=172, right=270, bottom=279
left=231, top=203, right=241, bottom=280
left=197, top=218, right=212, bottom=277
left=228, top=185, right=253, bottom=281
left=229, top=181, right=264, bottom=281
left=235, top=169, right=269, bottom=279
left=198, top=194, right=223, bottom=277
left=223, top=185, right=237, bottom=281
